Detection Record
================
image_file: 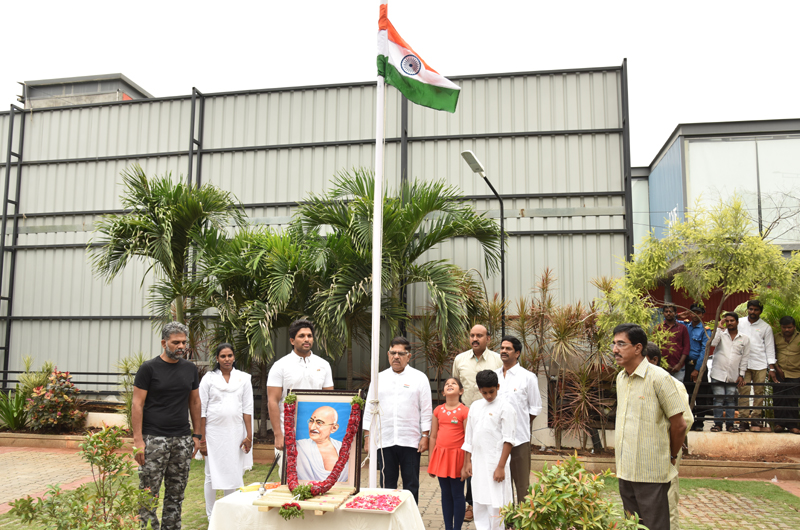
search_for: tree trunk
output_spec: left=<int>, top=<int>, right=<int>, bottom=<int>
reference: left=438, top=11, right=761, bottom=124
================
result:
left=259, top=360, right=269, bottom=438
left=346, top=330, right=354, bottom=390
left=175, top=295, right=186, bottom=324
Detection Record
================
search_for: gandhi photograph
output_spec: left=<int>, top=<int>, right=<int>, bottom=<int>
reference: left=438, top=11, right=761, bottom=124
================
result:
left=296, top=401, right=352, bottom=482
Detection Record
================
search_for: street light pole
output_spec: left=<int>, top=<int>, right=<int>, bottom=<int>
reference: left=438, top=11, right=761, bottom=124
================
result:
left=461, top=150, right=505, bottom=336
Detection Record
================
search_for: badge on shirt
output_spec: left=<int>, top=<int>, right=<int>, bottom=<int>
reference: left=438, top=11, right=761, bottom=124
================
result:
left=451, top=418, right=459, bottom=424
left=403, top=383, right=410, bottom=388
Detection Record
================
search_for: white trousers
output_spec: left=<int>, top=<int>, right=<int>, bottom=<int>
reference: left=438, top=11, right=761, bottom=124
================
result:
left=473, top=502, right=501, bottom=530
left=204, top=463, right=236, bottom=518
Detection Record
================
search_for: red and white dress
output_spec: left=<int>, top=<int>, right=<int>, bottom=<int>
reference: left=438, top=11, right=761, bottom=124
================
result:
left=427, top=403, right=469, bottom=478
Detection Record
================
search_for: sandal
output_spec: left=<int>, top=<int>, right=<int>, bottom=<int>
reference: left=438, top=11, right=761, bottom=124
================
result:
left=710, top=425, right=721, bottom=432
left=729, top=427, right=740, bottom=433
left=464, top=506, right=474, bottom=522
left=791, top=428, right=800, bottom=435
left=774, top=425, right=785, bottom=433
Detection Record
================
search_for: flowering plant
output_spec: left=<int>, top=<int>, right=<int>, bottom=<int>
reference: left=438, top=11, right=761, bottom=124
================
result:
left=278, top=502, right=304, bottom=520
left=280, top=393, right=363, bottom=519
left=26, top=369, right=86, bottom=432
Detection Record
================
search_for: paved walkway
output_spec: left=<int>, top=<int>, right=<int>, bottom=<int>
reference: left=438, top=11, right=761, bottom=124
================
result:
left=2, top=446, right=799, bottom=529
left=0, top=447, right=95, bottom=514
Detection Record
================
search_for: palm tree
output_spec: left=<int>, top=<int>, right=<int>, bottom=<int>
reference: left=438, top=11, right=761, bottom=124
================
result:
left=89, top=165, right=245, bottom=345
left=191, top=225, right=325, bottom=437
left=297, top=168, right=502, bottom=388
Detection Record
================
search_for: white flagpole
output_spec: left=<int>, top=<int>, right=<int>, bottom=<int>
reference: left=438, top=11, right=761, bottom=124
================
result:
left=369, top=74, right=386, bottom=489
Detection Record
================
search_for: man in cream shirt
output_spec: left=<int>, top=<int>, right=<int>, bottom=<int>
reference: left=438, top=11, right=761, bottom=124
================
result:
left=363, top=337, right=432, bottom=504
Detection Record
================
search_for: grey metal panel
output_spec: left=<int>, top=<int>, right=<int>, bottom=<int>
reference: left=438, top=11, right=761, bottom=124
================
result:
left=201, top=84, right=389, bottom=149
left=22, top=100, right=193, bottom=162
left=0, top=112, right=9, bottom=165
left=12, top=248, right=152, bottom=317
left=18, top=156, right=189, bottom=213
left=406, top=232, right=626, bottom=310
left=9, top=320, right=158, bottom=391
left=201, top=145, right=399, bottom=204
left=407, top=134, right=623, bottom=196
left=410, top=70, right=621, bottom=137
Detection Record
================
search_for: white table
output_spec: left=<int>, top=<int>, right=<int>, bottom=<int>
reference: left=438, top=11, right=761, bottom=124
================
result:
left=208, top=488, right=425, bottom=530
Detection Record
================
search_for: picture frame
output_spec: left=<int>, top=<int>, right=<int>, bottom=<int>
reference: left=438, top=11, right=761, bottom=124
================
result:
left=281, top=389, right=363, bottom=492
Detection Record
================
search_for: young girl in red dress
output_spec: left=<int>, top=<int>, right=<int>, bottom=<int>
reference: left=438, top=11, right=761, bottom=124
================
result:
left=427, top=377, right=469, bottom=530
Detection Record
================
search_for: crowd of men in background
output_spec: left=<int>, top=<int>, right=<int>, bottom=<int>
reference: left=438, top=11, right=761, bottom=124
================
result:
left=658, top=300, right=800, bottom=434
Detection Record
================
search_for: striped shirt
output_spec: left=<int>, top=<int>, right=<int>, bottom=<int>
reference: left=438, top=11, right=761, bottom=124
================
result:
left=452, top=349, right=502, bottom=407
left=615, top=359, right=686, bottom=483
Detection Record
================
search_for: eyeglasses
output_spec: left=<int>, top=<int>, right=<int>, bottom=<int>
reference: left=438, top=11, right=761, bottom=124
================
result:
left=611, top=341, right=632, bottom=348
left=388, top=350, right=410, bottom=357
left=308, top=418, right=335, bottom=427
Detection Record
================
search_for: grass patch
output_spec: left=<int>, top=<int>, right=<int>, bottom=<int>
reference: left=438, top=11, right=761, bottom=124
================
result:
left=0, top=460, right=278, bottom=530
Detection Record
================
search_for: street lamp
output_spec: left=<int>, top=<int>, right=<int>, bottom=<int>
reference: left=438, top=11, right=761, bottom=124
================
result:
left=461, top=150, right=505, bottom=336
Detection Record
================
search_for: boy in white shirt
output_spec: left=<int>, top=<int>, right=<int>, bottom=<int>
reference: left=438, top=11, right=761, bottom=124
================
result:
left=461, top=370, right=516, bottom=530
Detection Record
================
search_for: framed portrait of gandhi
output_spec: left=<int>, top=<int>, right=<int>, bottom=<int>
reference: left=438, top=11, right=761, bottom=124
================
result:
left=282, top=389, right=363, bottom=490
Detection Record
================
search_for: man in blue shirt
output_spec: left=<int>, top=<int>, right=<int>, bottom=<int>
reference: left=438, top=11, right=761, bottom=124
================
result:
left=680, top=304, right=711, bottom=431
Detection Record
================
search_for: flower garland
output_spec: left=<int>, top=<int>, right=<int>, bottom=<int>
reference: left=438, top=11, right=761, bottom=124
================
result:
left=278, top=502, right=304, bottom=520
left=280, top=393, right=365, bottom=519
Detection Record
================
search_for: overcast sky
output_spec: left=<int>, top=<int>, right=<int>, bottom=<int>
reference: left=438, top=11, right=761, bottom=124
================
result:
left=3, top=0, right=798, bottom=167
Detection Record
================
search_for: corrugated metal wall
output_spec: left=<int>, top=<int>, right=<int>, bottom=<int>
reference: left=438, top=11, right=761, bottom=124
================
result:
left=0, top=65, right=629, bottom=389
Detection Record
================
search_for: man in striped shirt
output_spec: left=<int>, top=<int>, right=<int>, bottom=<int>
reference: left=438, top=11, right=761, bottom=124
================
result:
left=613, top=323, right=687, bottom=530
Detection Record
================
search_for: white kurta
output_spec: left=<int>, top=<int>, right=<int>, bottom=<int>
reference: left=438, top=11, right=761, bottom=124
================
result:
left=296, top=437, right=349, bottom=482
left=461, top=397, right=515, bottom=509
left=200, top=368, right=254, bottom=490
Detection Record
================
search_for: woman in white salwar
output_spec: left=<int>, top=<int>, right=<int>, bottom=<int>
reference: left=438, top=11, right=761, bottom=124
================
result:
left=199, top=343, right=254, bottom=518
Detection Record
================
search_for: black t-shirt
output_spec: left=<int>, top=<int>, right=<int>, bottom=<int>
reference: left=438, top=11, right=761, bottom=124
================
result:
left=134, top=356, right=199, bottom=437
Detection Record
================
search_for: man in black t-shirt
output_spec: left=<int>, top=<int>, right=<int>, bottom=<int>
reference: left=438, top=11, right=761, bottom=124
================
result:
left=133, top=322, right=202, bottom=530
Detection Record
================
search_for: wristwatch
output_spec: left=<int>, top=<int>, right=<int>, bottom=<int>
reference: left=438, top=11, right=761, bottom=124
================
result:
left=421, top=433, right=429, bottom=438
left=192, top=434, right=203, bottom=441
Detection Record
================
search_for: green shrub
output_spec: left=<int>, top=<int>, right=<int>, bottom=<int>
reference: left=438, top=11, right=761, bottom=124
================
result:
left=10, top=425, right=156, bottom=530
left=18, top=356, right=55, bottom=398
left=500, top=455, right=646, bottom=530
left=25, top=369, right=86, bottom=433
left=0, top=386, right=28, bottom=430
left=116, top=352, right=147, bottom=432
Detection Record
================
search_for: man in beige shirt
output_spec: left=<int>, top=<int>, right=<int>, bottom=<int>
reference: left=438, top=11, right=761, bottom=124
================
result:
left=645, top=342, right=693, bottom=530
left=452, top=324, right=502, bottom=407
left=451, top=324, right=502, bottom=521
left=772, top=316, right=800, bottom=434
left=614, top=323, right=687, bottom=530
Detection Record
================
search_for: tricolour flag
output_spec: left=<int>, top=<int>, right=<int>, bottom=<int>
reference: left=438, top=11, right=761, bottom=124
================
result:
left=377, top=2, right=460, bottom=113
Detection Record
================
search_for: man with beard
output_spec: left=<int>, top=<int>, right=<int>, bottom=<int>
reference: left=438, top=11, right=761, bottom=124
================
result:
left=296, top=405, right=349, bottom=481
left=132, top=322, right=202, bottom=530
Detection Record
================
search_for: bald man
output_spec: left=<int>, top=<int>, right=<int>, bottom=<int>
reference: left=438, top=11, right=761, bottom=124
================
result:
left=296, top=406, right=349, bottom=482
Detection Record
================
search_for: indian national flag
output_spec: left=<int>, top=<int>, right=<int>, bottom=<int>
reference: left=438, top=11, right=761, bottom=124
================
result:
left=377, top=2, right=460, bottom=113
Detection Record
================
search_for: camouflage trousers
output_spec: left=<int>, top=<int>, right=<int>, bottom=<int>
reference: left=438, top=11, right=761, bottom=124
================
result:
left=139, top=434, right=194, bottom=530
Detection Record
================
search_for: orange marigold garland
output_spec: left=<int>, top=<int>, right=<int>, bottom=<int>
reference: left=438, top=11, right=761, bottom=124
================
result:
left=280, top=393, right=364, bottom=519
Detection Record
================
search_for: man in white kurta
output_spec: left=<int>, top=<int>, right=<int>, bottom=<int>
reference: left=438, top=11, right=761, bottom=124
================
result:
left=495, top=336, right=541, bottom=503
left=199, top=367, right=254, bottom=517
left=266, top=320, right=334, bottom=455
left=363, top=337, right=432, bottom=504
left=462, top=370, right=515, bottom=530
left=296, top=405, right=349, bottom=482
